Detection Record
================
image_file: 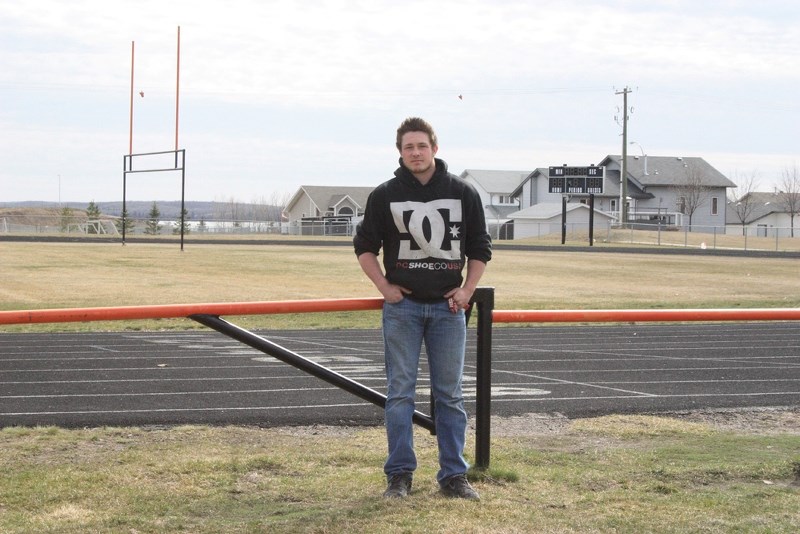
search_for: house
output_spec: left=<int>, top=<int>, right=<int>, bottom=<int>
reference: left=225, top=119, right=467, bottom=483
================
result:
left=510, top=202, right=615, bottom=240
left=284, top=186, right=374, bottom=235
left=509, top=155, right=735, bottom=237
left=459, top=169, right=528, bottom=239
left=509, top=164, right=645, bottom=238
left=726, top=192, right=798, bottom=238
left=601, top=155, right=736, bottom=229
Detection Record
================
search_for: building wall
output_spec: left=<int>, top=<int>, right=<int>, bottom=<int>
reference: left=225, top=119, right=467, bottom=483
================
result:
left=635, top=186, right=728, bottom=228
left=466, top=178, right=490, bottom=210
left=513, top=209, right=614, bottom=239
left=285, top=195, right=318, bottom=221
left=726, top=212, right=798, bottom=237
left=462, top=175, right=495, bottom=228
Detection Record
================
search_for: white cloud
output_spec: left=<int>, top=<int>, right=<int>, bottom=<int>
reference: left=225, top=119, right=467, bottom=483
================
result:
left=1, top=0, right=799, bottom=201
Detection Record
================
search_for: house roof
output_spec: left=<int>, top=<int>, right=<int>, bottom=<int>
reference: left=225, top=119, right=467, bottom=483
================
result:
left=510, top=168, right=548, bottom=197
left=726, top=192, right=789, bottom=224
left=601, top=155, right=736, bottom=188
left=460, top=169, right=529, bottom=194
left=285, top=186, right=374, bottom=214
left=508, top=202, right=613, bottom=220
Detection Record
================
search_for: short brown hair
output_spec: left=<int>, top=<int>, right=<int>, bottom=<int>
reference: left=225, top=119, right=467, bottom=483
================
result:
left=396, top=117, right=438, bottom=151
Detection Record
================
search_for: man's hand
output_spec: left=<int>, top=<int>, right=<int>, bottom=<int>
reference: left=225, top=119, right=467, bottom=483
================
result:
left=357, top=252, right=410, bottom=303
left=444, top=286, right=473, bottom=312
left=380, top=283, right=412, bottom=303
left=444, top=259, right=487, bottom=312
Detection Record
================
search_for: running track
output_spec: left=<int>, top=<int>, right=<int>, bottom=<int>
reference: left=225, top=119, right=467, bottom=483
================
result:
left=1, top=322, right=799, bottom=428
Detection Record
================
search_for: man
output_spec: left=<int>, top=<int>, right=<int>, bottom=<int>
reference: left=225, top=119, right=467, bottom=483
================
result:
left=353, top=117, right=492, bottom=500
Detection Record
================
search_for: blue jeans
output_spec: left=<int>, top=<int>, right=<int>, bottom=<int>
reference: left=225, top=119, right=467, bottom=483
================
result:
left=382, top=297, right=469, bottom=484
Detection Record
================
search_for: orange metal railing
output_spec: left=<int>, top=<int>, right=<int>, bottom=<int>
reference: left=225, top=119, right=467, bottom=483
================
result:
left=492, top=307, right=800, bottom=324
left=4, top=295, right=800, bottom=470
left=0, top=298, right=385, bottom=326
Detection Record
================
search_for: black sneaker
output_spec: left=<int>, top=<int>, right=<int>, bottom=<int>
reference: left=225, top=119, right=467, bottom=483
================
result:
left=383, top=472, right=413, bottom=499
left=440, top=474, right=480, bottom=501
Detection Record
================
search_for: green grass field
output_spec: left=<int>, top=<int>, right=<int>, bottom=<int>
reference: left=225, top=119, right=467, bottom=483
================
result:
left=2, top=417, right=798, bottom=533
left=1, top=240, right=799, bottom=532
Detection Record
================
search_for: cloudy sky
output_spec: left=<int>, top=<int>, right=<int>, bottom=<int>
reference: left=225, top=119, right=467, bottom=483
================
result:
left=1, top=0, right=798, bottom=204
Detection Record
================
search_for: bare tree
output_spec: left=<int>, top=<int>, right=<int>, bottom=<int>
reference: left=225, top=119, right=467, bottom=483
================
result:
left=727, top=170, right=760, bottom=236
left=272, top=190, right=292, bottom=221
left=244, top=192, right=291, bottom=231
left=227, top=197, right=243, bottom=228
left=777, top=165, right=800, bottom=237
left=213, top=196, right=242, bottom=229
left=249, top=195, right=270, bottom=231
left=672, top=161, right=710, bottom=230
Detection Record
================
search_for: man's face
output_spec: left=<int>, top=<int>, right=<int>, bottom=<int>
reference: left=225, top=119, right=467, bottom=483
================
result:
left=400, top=131, right=438, bottom=178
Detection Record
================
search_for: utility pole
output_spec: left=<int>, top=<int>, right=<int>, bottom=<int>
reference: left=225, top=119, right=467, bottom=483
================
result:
left=616, top=86, right=631, bottom=225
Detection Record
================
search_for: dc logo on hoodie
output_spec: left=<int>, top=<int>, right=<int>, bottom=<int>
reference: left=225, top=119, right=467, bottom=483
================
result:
left=390, top=199, right=462, bottom=260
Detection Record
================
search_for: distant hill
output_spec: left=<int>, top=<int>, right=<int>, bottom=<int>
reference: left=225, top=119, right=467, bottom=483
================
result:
left=0, top=201, right=283, bottom=221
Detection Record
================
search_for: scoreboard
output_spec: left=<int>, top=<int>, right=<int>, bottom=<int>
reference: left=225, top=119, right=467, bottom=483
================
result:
left=548, top=165, right=604, bottom=194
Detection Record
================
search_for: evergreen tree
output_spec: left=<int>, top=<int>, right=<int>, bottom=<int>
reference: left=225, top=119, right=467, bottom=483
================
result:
left=86, top=200, right=101, bottom=234
left=115, top=206, right=135, bottom=234
left=59, top=206, right=74, bottom=233
left=172, top=208, right=191, bottom=235
left=145, top=201, right=162, bottom=235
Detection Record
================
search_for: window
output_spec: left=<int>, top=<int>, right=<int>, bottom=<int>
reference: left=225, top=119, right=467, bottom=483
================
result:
left=711, top=197, right=718, bottom=215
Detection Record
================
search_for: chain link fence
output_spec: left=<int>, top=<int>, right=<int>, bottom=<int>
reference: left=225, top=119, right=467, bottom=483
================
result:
left=2, top=214, right=798, bottom=252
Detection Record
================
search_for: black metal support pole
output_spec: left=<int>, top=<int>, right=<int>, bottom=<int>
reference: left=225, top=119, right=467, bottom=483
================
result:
left=589, top=193, right=595, bottom=246
left=561, top=195, right=567, bottom=245
left=189, top=313, right=436, bottom=433
left=473, top=287, right=494, bottom=470
left=122, top=155, right=128, bottom=246
left=179, top=149, right=185, bottom=252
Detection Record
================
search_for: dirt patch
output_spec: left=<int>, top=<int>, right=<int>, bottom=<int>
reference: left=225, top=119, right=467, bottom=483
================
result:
left=485, top=407, right=800, bottom=437
left=486, top=412, right=572, bottom=437
left=272, top=407, right=800, bottom=439
left=655, top=406, right=800, bottom=435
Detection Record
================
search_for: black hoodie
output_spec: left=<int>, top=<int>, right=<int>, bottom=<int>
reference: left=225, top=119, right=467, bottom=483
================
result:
left=353, top=158, right=492, bottom=300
